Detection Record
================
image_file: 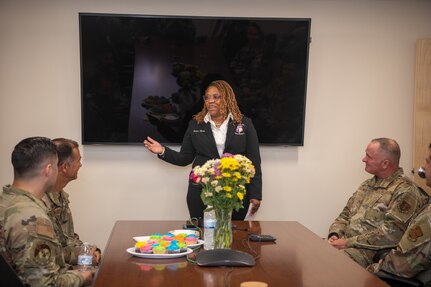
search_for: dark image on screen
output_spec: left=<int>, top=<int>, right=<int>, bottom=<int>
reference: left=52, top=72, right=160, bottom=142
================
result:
left=79, top=13, right=311, bottom=145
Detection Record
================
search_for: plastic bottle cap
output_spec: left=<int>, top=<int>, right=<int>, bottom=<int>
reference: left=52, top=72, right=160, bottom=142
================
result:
left=240, top=282, right=268, bottom=287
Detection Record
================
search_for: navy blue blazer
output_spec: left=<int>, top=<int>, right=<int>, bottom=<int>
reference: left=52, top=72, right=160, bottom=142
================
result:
left=159, top=116, right=262, bottom=201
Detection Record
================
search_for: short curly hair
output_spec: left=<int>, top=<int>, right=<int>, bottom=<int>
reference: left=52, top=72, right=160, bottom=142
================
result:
left=193, top=80, right=243, bottom=125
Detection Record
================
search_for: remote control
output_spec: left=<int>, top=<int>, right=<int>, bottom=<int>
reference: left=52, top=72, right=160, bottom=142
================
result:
left=248, top=234, right=276, bottom=242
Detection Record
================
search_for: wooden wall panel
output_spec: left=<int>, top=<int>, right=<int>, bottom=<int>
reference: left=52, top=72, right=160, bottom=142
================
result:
left=413, top=39, right=431, bottom=194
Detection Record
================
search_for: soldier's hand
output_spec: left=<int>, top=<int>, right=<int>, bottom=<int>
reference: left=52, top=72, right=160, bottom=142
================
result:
left=327, top=235, right=338, bottom=243
left=94, top=249, right=101, bottom=264
left=90, top=245, right=101, bottom=264
left=329, top=238, right=347, bottom=250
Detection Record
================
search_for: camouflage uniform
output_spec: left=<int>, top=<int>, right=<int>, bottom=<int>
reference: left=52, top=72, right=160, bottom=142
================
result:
left=0, top=185, right=84, bottom=287
left=329, top=168, right=429, bottom=267
left=367, top=204, right=431, bottom=286
left=42, top=190, right=83, bottom=265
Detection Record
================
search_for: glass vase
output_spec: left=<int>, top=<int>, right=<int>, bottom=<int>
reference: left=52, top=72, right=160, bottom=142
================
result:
left=214, top=208, right=233, bottom=249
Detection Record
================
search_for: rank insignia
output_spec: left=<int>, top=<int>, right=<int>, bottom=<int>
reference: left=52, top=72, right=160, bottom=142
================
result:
left=36, top=218, right=55, bottom=239
left=408, top=226, right=423, bottom=242
left=398, top=200, right=411, bottom=214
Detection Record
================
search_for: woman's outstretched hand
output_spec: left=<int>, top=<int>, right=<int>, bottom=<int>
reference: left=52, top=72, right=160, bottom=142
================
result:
left=143, top=136, right=164, bottom=155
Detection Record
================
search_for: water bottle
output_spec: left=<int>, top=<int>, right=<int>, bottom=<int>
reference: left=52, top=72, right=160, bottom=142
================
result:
left=77, top=242, right=93, bottom=271
left=204, top=207, right=216, bottom=250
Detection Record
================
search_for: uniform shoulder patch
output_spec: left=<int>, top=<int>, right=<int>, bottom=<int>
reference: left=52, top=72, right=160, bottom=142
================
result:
left=392, top=193, right=418, bottom=223
left=398, top=200, right=412, bottom=213
left=30, top=239, right=55, bottom=266
left=399, top=217, right=431, bottom=252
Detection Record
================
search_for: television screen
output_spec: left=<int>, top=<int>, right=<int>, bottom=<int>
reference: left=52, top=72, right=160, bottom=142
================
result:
left=79, top=13, right=311, bottom=145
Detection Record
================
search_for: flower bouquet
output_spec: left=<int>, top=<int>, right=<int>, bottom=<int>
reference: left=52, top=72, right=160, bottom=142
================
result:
left=190, top=153, right=255, bottom=248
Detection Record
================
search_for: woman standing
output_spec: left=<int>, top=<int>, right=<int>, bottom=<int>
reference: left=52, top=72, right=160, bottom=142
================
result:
left=144, top=80, right=262, bottom=220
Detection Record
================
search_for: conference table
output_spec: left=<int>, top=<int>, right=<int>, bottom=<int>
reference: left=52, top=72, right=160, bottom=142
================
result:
left=91, top=220, right=389, bottom=287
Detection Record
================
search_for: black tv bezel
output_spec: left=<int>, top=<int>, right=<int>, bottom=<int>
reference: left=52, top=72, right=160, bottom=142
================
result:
left=79, top=12, right=311, bottom=146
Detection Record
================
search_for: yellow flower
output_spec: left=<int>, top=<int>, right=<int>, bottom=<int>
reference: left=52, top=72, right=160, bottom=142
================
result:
left=236, top=192, right=244, bottom=200
left=234, top=172, right=241, bottom=179
left=226, top=193, right=232, bottom=198
left=222, top=172, right=231, bottom=178
left=223, top=186, right=232, bottom=192
left=220, top=158, right=240, bottom=170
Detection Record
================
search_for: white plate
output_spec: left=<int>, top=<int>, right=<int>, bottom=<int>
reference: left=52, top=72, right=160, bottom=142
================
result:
left=126, top=247, right=193, bottom=259
left=187, top=239, right=204, bottom=249
left=168, top=229, right=200, bottom=237
left=133, top=236, right=204, bottom=249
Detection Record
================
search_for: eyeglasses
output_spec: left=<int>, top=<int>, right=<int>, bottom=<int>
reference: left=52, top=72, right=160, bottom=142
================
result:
left=203, top=94, right=222, bottom=101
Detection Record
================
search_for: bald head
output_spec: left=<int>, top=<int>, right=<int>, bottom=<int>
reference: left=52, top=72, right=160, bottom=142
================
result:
left=363, top=138, right=401, bottom=179
left=371, top=138, right=401, bottom=166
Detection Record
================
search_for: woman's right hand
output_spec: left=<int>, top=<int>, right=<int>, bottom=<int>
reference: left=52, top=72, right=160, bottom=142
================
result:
left=143, top=136, right=164, bottom=155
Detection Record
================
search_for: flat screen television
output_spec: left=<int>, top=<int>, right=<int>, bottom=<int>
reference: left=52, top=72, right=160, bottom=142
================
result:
left=79, top=13, right=311, bottom=145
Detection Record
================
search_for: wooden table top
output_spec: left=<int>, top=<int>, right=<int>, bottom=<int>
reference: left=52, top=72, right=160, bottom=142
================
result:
left=91, top=220, right=388, bottom=287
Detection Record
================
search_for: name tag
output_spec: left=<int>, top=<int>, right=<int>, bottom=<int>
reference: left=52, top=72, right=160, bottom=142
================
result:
left=193, top=129, right=206, bottom=133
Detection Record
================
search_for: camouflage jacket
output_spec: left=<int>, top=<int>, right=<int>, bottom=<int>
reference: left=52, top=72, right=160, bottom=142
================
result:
left=329, top=168, right=429, bottom=250
left=368, top=203, right=431, bottom=283
left=0, top=185, right=84, bottom=286
left=42, top=190, right=83, bottom=265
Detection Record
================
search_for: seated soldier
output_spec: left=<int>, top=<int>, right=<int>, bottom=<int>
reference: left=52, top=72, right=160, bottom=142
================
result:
left=328, top=138, right=429, bottom=267
left=0, top=137, right=93, bottom=286
left=42, top=138, right=101, bottom=265
left=367, top=143, right=431, bottom=285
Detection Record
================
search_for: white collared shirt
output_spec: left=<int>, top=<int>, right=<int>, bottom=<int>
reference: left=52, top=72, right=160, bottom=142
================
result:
left=204, top=113, right=233, bottom=157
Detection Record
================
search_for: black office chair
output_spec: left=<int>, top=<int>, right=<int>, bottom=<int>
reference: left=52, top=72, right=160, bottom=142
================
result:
left=0, top=253, right=26, bottom=287
left=376, top=270, right=424, bottom=287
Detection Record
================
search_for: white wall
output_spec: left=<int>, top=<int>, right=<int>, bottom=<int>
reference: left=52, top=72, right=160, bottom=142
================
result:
left=1, top=0, right=430, bottom=250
